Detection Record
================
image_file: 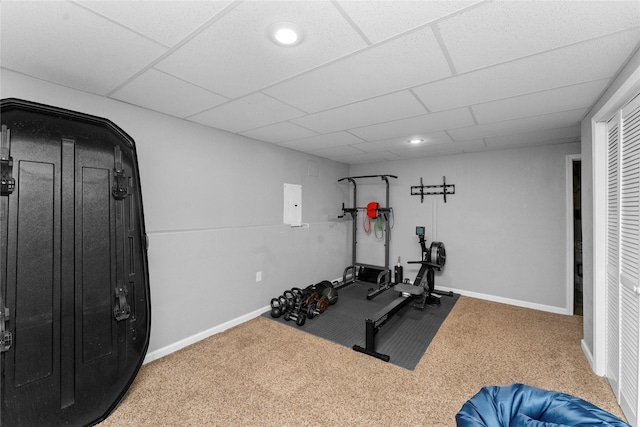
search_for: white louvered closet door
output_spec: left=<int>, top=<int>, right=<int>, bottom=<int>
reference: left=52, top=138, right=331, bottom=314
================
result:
left=607, top=114, right=620, bottom=401
left=618, top=93, right=640, bottom=426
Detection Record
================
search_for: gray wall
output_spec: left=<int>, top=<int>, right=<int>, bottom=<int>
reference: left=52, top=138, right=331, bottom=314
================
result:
left=0, top=69, right=351, bottom=355
left=0, top=67, right=584, bottom=361
left=349, top=142, right=580, bottom=311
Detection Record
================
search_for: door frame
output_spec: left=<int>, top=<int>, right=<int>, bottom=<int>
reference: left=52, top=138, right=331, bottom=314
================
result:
left=589, top=59, right=640, bottom=377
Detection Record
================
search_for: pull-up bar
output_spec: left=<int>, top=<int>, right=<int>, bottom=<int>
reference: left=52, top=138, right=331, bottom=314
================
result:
left=338, top=174, right=398, bottom=183
left=336, top=174, right=397, bottom=299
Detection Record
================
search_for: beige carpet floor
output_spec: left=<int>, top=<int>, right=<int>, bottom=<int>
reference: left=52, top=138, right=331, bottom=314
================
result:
left=99, top=296, right=626, bottom=426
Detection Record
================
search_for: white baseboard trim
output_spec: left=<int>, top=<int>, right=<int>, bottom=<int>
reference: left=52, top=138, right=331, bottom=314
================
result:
left=581, top=339, right=597, bottom=374
left=142, top=284, right=570, bottom=365
left=143, top=305, right=270, bottom=365
left=438, top=286, right=570, bottom=315
left=337, top=276, right=570, bottom=315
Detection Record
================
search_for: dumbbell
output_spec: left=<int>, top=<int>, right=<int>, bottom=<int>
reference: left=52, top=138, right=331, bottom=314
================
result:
left=305, top=293, right=320, bottom=319
left=283, top=294, right=306, bottom=326
left=306, top=294, right=330, bottom=319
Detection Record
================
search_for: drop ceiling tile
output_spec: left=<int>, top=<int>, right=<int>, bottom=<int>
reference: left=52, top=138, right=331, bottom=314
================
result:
left=351, top=132, right=452, bottom=153
left=485, top=125, right=581, bottom=148
left=155, top=1, right=367, bottom=98
left=437, top=1, right=640, bottom=73
left=448, top=109, right=588, bottom=141
left=264, top=26, right=452, bottom=113
left=240, top=121, right=318, bottom=143
left=336, top=1, right=478, bottom=43
left=413, top=29, right=640, bottom=112
left=279, top=132, right=364, bottom=151
left=349, top=107, right=474, bottom=141
left=494, top=137, right=579, bottom=150
left=338, top=151, right=401, bottom=165
left=77, top=1, right=229, bottom=47
left=472, top=79, right=610, bottom=124
left=390, top=140, right=486, bottom=158
left=188, top=93, right=305, bottom=133
left=111, top=68, right=228, bottom=118
left=309, top=145, right=365, bottom=159
left=0, top=1, right=166, bottom=95
left=290, top=91, right=426, bottom=134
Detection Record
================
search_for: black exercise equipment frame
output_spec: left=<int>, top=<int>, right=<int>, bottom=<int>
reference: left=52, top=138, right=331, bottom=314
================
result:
left=336, top=174, right=397, bottom=299
left=352, top=227, right=452, bottom=362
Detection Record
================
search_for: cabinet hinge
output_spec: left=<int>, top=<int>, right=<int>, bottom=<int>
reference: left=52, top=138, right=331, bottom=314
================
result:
left=1, top=125, right=15, bottom=196
left=113, top=283, right=131, bottom=321
left=1, top=306, right=11, bottom=353
left=112, top=146, right=129, bottom=200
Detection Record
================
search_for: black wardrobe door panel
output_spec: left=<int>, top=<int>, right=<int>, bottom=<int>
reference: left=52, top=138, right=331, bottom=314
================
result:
left=1, top=98, right=150, bottom=427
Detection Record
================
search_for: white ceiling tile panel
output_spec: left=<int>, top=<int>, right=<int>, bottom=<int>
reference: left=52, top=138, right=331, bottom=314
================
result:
left=336, top=1, right=479, bottom=43
left=472, top=79, right=610, bottom=124
left=413, top=29, right=640, bottom=112
left=351, top=132, right=452, bottom=153
left=349, top=107, right=474, bottom=141
left=278, top=132, right=364, bottom=151
left=487, top=136, right=578, bottom=150
left=453, top=139, right=493, bottom=154
left=264, top=26, right=452, bottom=113
left=111, top=68, right=228, bottom=118
left=447, top=109, right=588, bottom=141
left=484, top=125, right=581, bottom=148
left=0, top=1, right=167, bottom=95
left=155, top=1, right=367, bottom=98
left=290, top=91, right=426, bottom=134
left=187, top=93, right=305, bottom=133
left=335, top=151, right=401, bottom=164
left=390, top=141, right=479, bottom=158
left=240, top=121, right=318, bottom=143
left=437, top=1, right=640, bottom=73
left=2, top=1, right=638, bottom=165
left=76, top=1, right=229, bottom=47
left=308, top=145, right=365, bottom=159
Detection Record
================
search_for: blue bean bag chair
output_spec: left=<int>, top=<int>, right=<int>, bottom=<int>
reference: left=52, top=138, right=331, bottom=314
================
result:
left=456, top=384, right=630, bottom=427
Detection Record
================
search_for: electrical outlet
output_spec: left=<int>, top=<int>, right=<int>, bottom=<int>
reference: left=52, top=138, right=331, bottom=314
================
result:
left=256, top=271, right=262, bottom=282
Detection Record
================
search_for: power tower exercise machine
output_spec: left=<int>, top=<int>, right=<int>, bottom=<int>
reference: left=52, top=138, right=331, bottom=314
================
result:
left=336, top=175, right=397, bottom=299
left=352, top=226, right=452, bottom=362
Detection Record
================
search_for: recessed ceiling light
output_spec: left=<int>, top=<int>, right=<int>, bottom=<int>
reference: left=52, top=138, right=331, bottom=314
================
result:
left=408, top=138, right=425, bottom=144
left=268, top=22, right=304, bottom=46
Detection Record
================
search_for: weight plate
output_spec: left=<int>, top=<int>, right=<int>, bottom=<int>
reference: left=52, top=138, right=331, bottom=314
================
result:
left=306, top=292, right=319, bottom=306
left=317, top=296, right=330, bottom=313
left=322, top=287, right=338, bottom=305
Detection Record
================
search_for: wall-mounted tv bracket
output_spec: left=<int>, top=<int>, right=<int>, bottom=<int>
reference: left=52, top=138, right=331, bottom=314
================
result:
left=410, top=176, right=455, bottom=203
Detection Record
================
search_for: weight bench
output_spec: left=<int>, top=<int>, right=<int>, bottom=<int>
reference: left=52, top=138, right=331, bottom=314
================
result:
left=352, top=282, right=428, bottom=362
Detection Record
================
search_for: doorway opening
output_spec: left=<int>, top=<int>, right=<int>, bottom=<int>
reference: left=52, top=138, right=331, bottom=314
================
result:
left=573, top=159, right=583, bottom=316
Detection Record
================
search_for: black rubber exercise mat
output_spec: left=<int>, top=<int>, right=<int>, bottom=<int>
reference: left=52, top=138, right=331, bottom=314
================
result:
left=263, top=283, right=459, bottom=370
